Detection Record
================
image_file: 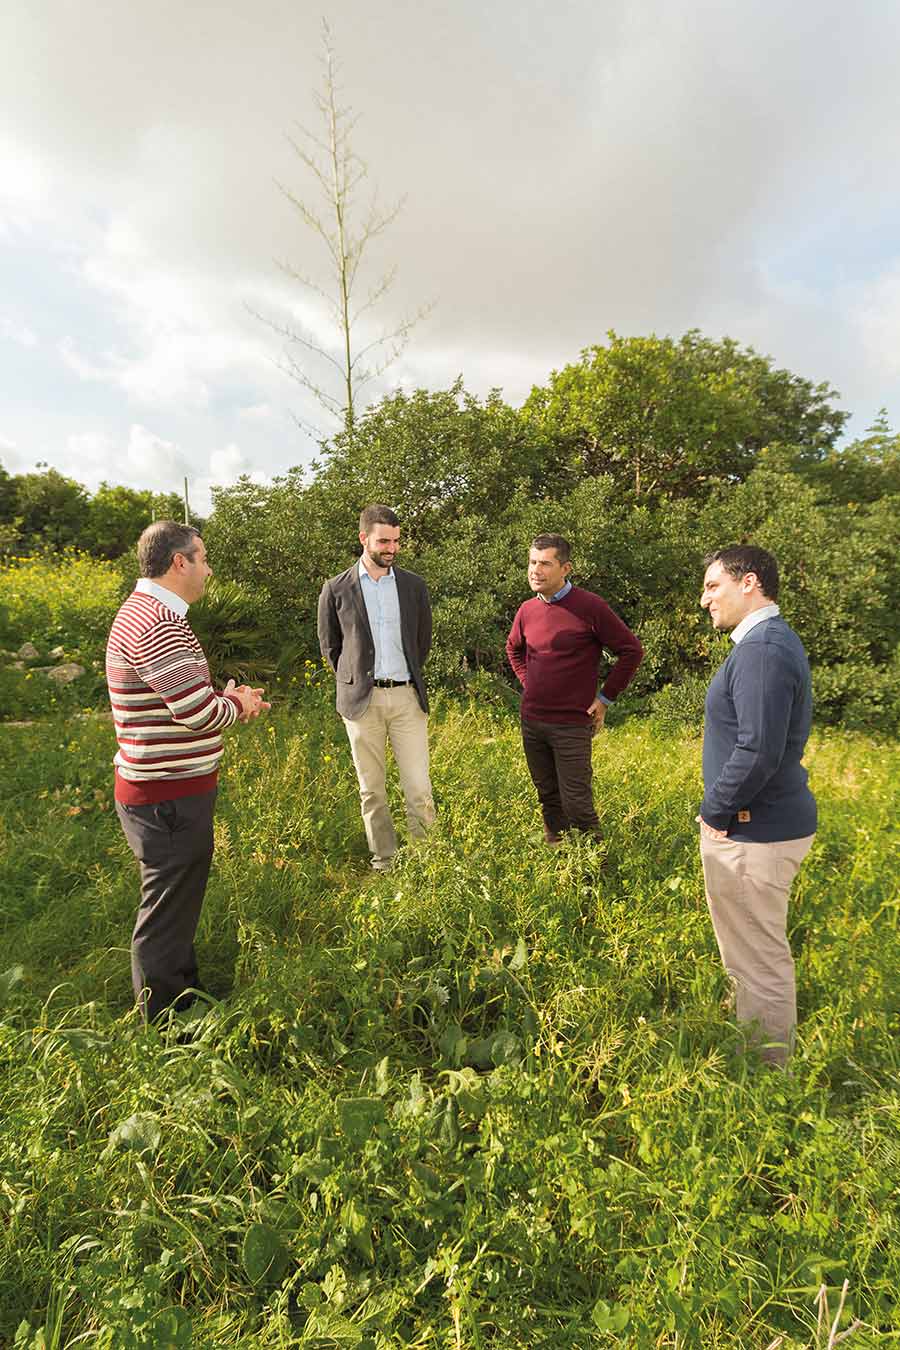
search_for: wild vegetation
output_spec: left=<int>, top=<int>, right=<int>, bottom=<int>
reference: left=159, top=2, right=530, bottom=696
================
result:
left=3, top=332, right=899, bottom=728
left=1, top=685, right=898, bottom=1346
left=1, top=329, right=898, bottom=1343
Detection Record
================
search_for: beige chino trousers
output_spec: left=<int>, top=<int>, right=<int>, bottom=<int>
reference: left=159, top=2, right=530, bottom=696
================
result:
left=342, top=685, right=435, bottom=867
left=700, top=832, right=814, bottom=1066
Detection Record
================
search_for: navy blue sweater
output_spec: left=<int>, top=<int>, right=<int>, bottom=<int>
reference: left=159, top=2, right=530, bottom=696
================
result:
left=701, top=616, right=817, bottom=842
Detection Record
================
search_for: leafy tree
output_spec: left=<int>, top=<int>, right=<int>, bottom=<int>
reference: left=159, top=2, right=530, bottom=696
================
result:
left=311, top=380, right=545, bottom=546
left=801, top=410, right=900, bottom=505
left=521, top=330, right=847, bottom=499
left=14, top=466, right=90, bottom=552
left=0, top=462, right=18, bottom=523
left=82, top=484, right=185, bottom=559
left=699, top=467, right=900, bottom=669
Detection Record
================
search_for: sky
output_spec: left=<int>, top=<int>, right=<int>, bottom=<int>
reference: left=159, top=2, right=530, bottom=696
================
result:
left=2, top=0, right=900, bottom=512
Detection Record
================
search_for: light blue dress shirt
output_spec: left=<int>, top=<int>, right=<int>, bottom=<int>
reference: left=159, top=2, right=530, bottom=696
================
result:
left=358, top=559, right=412, bottom=681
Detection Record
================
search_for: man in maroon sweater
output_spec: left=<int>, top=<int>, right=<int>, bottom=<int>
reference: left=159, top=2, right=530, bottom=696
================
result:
left=506, top=534, right=643, bottom=843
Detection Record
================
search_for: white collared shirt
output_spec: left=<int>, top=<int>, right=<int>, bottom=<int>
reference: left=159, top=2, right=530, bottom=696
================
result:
left=135, top=577, right=189, bottom=618
left=731, top=601, right=780, bottom=645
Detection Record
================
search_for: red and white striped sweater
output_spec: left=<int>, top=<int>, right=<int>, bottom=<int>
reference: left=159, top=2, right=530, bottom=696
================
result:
left=106, top=589, right=241, bottom=804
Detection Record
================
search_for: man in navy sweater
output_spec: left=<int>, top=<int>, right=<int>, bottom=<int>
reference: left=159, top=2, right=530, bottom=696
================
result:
left=506, top=534, right=643, bottom=844
left=699, top=545, right=817, bottom=1067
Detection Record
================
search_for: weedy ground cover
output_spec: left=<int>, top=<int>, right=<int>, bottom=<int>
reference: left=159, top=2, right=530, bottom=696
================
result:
left=0, top=691, right=898, bottom=1347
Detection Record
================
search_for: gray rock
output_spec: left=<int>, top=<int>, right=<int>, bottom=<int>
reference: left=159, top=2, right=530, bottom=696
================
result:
left=45, top=663, right=86, bottom=684
left=16, top=642, right=40, bottom=661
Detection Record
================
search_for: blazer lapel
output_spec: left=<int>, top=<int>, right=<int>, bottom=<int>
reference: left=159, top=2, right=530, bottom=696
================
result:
left=394, top=568, right=415, bottom=652
left=346, top=563, right=374, bottom=643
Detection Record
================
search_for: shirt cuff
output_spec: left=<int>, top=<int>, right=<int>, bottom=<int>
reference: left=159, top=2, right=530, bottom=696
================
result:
left=597, top=692, right=612, bottom=707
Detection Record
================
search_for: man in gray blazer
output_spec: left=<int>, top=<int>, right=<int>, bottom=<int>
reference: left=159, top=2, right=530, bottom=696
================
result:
left=318, top=504, right=435, bottom=870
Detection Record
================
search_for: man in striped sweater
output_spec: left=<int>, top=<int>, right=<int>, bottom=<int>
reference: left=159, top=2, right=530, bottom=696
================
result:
left=106, top=521, right=268, bottom=1022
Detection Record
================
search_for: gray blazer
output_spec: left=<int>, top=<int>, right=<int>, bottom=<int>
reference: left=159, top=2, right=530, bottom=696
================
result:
left=317, top=563, right=432, bottom=720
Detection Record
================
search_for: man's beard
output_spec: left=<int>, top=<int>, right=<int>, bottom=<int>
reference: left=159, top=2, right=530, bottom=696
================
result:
left=369, top=550, right=396, bottom=568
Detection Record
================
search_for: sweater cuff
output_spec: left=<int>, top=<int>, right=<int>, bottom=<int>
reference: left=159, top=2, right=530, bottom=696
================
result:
left=699, top=799, right=732, bottom=831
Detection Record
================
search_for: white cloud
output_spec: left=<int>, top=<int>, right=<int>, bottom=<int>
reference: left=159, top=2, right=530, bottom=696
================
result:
left=3, top=0, right=900, bottom=490
left=852, top=263, right=900, bottom=383
left=0, top=317, right=38, bottom=347
left=208, top=443, right=250, bottom=483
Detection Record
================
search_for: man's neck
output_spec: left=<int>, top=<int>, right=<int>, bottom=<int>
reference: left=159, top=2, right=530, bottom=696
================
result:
left=361, top=553, right=391, bottom=581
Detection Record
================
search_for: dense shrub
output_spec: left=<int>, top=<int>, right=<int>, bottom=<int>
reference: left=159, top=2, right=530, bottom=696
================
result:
left=813, top=654, right=900, bottom=734
left=0, top=553, right=125, bottom=666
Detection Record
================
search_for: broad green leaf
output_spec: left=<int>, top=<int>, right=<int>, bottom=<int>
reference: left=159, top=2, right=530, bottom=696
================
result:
left=337, top=1096, right=385, bottom=1148
left=340, top=1197, right=374, bottom=1263
left=106, top=1113, right=162, bottom=1156
left=242, top=1222, right=289, bottom=1286
left=374, top=1054, right=390, bottom=1095
left=490, top=1030, right=522, bottom=1066
left=0, top=965, right=24, bottom=1005
left=438, top=1022, right=467, bottom=1066
left=509, top=937, right=528, bottom=970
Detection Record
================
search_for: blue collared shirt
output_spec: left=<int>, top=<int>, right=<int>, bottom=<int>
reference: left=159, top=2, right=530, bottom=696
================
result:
left=358, top=559, right=411, bottom=681
left=537, top=579, right=573, bottom=605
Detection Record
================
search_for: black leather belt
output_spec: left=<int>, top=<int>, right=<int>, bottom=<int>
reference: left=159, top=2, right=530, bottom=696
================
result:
left=373, top=678, right=411, bottom=688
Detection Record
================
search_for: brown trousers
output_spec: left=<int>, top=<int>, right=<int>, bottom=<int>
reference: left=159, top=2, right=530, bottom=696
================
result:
left=521, top=718, right=601, bottom=839
left=700, top=832, right=815, bottom=1066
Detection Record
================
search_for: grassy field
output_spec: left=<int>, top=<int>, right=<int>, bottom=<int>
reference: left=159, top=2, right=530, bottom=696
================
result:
left=1, top=686, right=898, bottom=1347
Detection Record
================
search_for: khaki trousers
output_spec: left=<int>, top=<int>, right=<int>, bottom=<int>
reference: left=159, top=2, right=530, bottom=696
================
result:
left=700, top=832, right=814, bottom=1066
left=342, top=685, right=435, bottom=866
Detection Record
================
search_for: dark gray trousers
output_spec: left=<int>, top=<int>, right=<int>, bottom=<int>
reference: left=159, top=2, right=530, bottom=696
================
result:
left=521, top=718, right=601, bottom=839
left=115, top=790, right=217, bottom=1021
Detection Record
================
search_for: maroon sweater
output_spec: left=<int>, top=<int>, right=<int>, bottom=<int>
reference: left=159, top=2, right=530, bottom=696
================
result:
left=506, top=587, right=643, bottom=725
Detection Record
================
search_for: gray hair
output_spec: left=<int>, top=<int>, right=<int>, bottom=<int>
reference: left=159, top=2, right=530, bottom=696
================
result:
left=137, top=521, right=201, bottom=578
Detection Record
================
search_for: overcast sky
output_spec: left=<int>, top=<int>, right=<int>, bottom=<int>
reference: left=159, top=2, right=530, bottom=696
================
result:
left=2, top=1, right=899, bottom=510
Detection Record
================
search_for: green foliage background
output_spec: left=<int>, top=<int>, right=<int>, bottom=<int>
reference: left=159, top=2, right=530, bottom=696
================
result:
left=3, top=331, right=899, bottom=731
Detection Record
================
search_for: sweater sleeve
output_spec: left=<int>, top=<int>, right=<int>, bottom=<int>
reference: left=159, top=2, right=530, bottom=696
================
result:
left=590, top=597, right=643, bottom=701
left=700, top=640, right=796, bottom=829
left=506, top=607, right=528, bottom=685
left=134, top=621, right=240, bottom=733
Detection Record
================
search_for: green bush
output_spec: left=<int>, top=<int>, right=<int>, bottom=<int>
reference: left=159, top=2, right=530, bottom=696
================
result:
left=647, top=672, right=710, bottom=735
left=188, top=577, right=298, bottom=687
left=813, top=653, right=900, bottom=734
left=0, top=552, right=125, bottom=665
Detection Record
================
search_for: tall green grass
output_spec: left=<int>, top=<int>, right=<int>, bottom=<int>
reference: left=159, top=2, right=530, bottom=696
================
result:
left=1, top=691, right=898, bottom=1346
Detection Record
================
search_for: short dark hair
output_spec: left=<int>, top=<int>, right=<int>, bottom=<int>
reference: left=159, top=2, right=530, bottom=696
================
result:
left=705, top=545, right=779, bottom=601
left=137, top=521, right=201, bottom=579
left=531, top=533, right=571, bottom=564
left=359, top=504, right=400, bottom=533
